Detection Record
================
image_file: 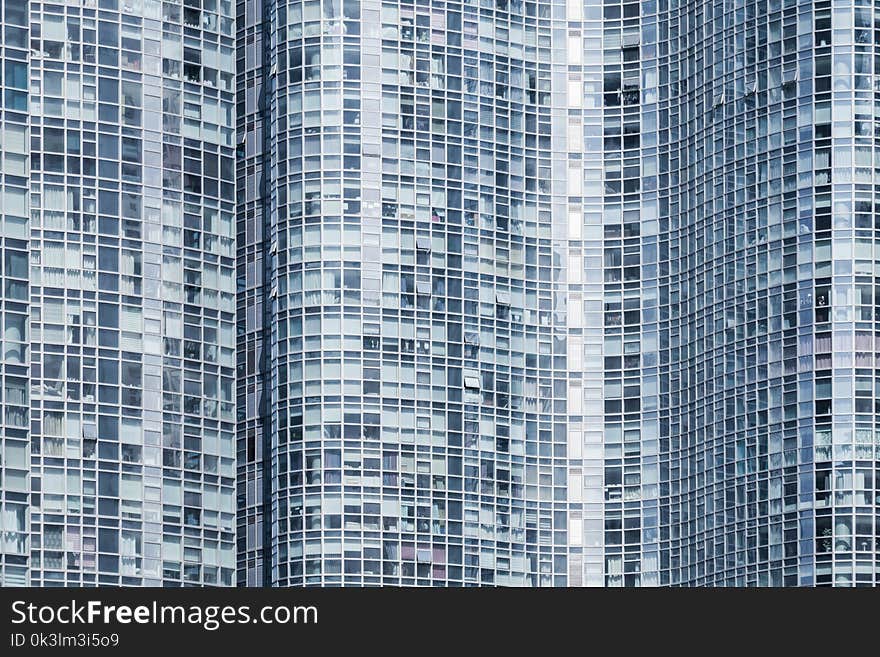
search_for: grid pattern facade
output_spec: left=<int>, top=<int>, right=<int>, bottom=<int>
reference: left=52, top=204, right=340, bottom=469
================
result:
left=645, top=0, right=880, bottom=587
left=0, top=0, right=31, bottom=587
left=2, top=0, right=879, bottom=589
left=0, top=0, right=237, bottom=586
left=235, top=0, right=274, bottom=587
left=249, top=0, right=880, bottom=588
left=252, top=0, right=582, bottom=585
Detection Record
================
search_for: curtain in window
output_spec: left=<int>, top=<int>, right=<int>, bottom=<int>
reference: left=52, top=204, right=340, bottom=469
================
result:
left=43, top=242, right=64, bottom=270
left=120, top=275, right=136, bottom=295
left=219, top=290, right=234, bottom=313
left=121, top=418, right=141, bottom=444
left=43, top=210, right=65, bottom=230
left=323, top=45, right=341, bottom=66
left=201, top=288, right=217, bottom=309
left=66, top=526, right=81, bottom=551
left=121, top=531, right=139, bottom=557
left=382, top=271, right=399, bottom=293
left=3, top=187, right=26, bottom=217
left=121, top=249, right=137, bottom=275
left=43, top=185, right=65, bottom=210
left=162, top=200, right=181, bottom=226
left=120, top=331, right=141, bottom=352
left=5, top=379, right=26, bottom=405
left=4, top=315, right=24, bottom=351
left=44, top=411, right=64, bottom=436
left=2, top=505, right=25, bottom=533
left=853, top=331, right=872, bottom=367
left=121, top=475, right=141, bottom=500
left=163, top=280, right=182, bottom=302
left=303, top=269, right=323, bottom=305
left=302, top=0, right=321, bottom=20
left=322, top=270, right=338, bottom=303
left=44, top=437, right=64, bottom=457
left=44, top=267, right=65, bottom=286
left=4, top=124, right=26, bottom=152
left=4, top=406, right=26, bottom=427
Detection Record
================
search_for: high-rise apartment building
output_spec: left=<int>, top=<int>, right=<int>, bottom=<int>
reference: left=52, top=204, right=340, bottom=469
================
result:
left=237, top=0, right=587, bottom=586
left=238, top=0, right=880, bottom=588
left=0, top=0, right=237, bottom=586
left=3, top=0, right=879, bottom=588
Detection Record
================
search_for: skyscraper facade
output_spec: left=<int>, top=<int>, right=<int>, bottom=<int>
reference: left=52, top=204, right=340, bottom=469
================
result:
left=2, top=0, right=879, bottom=589
left=597, top=0, right=880, bottom=587
left=239, top=0, right=880, bottom=588
left=0, top=0, right=237, bottom=586
left=644, top=0, right=877, bottom=587
left=238, top=0, right=583, bottom=586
